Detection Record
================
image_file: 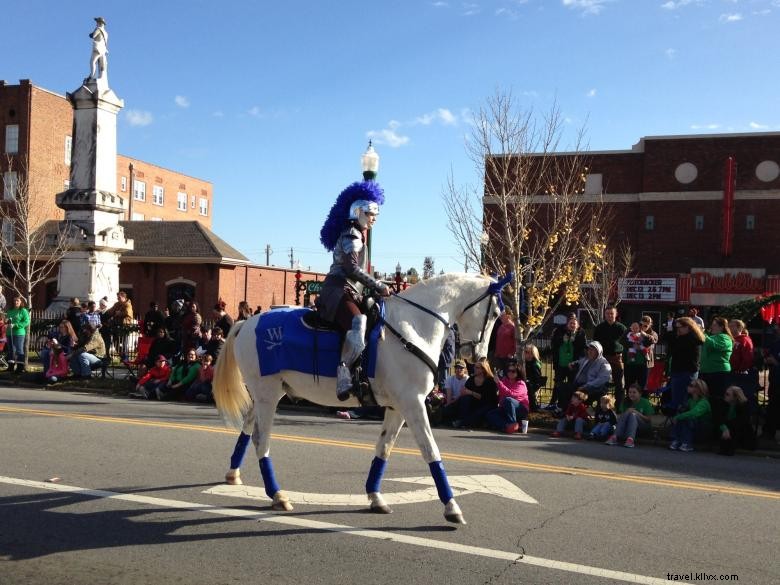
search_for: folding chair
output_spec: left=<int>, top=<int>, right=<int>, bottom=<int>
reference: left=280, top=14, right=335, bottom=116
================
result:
left=121, top=336, right=154, bottom=380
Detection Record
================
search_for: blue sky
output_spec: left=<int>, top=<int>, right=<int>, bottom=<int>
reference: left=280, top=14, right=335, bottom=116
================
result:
left=3, top=0, right=779, bottom=274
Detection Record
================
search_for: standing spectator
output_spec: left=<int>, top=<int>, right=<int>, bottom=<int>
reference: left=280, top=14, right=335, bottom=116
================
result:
left=728, top=319, right=754, bottom=379
left=213, top=301, right=234, bottom=337
left=688, top=307, right=705, bottom=330
left=39, top=320, right=77, bottom=373
left=700, top=316, right=734, bottom=433
left=143, top=301, right=165, bottom=337
left=762, top=324, right=780, bottom=441
left=558, top=341, right=612, bottom=410
left=718, top=386, right=756, bottom=455
left=80, top=300, right=102, bottom=333
left=65, top=298, right=82, bottom=335
left=588, top=395, right=617, bottom=440
left=486, top=359, right=529, bottom=434
left=662, top=311, right=676, bottom=344
left=0, top=284, right=6, bottom=312
left=0, top=312, right=7, bottom=367
left=205, top=327, right=225, bottom=362
left=6, top=296, right=30, bottom=373
left=254, top=305, right=263, bottom=315
left=548, top=313, right=586, bottom=410
left=493, top=308, right=517, bottom=375
left=669, top=379, right=712, bottom=452
left=451, top=357, right=498, bottom=429
left=69, top=323, right=106, bottom=379
left=667, top=317, right=705, bottom=412
left=179, top=302, right=203, bottom=352
left=160, top=348, right=201, bottom=400
left=594, top=306, right=628, bottom=408
left=551, top=390, right=589, bottom=439
left=624, top=316, right=658, bottom=390
left=237, top=301, right=253, bottom=321
left=605, top=384, right=654, bottom=448
left=105, top=291, right=134, bottom=360
left=523, top=343, right=544, bottom=412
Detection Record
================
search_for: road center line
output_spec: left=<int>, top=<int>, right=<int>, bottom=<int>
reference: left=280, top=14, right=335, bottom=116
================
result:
left=1, top=405, right=777, bottom=500
left=0, top=474, right=690, bottom=585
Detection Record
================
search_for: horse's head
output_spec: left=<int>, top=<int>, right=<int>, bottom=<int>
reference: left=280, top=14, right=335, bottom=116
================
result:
left=455, top=273, right=513, bottom=361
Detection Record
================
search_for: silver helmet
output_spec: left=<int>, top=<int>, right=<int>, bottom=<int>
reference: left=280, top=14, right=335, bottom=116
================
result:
left=349, top=199, right=380, bottom=228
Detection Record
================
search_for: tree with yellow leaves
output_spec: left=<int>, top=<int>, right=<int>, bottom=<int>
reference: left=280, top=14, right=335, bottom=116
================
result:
left=442, top=90, right=611, bottom=341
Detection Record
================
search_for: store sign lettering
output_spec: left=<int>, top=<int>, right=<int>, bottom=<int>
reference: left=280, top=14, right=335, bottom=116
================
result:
left=691, top=271, right=764, bottom=294
left=618, top=278, right=676, bottom=302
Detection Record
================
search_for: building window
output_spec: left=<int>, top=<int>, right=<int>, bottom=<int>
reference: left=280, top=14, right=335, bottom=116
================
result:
left=1, top=219, right=14, bottom=245
left=746, top=215, right=756, bottom=230
left=3, top=171, right=17, bottom=200
left=5, top=125, right=19, bottom=154
left=153, top=185, right=164, bottom=206
left=177, top=192, right=187, bottom=211
left=694, top=215, right=704, bottom=230
left=134, top=180, right=146, bottom=201
left=199, top=198, right=208, bottom=216
left=584, top=173, right=603, bottom=195
left=64, top=136, right=72, bottom=165
left=131, top=212, right=145, bottom=220
left=190, top=194, right=196, bottom=209
left=120, top=176, right=127, bottom=192
left=645, top=215, right=655, bottom=231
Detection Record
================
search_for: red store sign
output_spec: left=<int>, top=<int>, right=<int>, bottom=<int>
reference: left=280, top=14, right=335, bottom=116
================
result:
left=691, top=270, right=765, bottom=294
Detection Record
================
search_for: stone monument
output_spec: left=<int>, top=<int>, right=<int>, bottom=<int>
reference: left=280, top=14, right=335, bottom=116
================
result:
left=48, top=17, right=133, bottom=310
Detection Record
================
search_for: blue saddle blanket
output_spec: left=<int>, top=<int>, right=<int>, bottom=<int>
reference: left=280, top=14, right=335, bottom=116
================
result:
left=255, top=307, right=380, bottom=378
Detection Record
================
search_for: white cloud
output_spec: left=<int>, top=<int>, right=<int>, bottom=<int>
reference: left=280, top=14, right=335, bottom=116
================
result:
left=665, top=47, right=678, bottom=59
left=690, top=123, right=720, bottom=130
left=126, top=110, right=153, bottom=126
left=414, top=108, right=458, bottom=126
left=367, top=121, right=410, bottom=148
left=660, top=0, right=701, bottom=9
left=719, top=12, right=743, bottom=22
left=562, top=0, right=612, bottom=15
left=749, top=121, right=769, bottom=129
left=585, top=88, right=597, bottom=98
left=248, top=106, right=262, bottom=118
left=432, top=1, right=449, bottom=6
left=174, top=95, right=190, bottom=108
left=462, top=2, right=481, bottom=16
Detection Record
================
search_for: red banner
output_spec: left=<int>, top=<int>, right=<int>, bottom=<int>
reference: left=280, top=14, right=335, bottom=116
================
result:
left=721, top=156, right=736, bottom=256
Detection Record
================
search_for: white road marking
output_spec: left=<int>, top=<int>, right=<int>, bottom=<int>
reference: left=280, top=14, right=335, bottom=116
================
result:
left=0, top=474, right=687, bottom=585
left=205, top=474, right=538, bottom=506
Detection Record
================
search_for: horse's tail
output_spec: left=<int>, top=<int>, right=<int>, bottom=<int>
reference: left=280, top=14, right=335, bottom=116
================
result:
left=213, top=320, right=252, bottom=430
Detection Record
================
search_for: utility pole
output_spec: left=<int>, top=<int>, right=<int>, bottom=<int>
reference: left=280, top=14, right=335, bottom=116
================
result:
left=265, top=244, right=272, bottom=265
left=289, top=247, right=295, bottom=269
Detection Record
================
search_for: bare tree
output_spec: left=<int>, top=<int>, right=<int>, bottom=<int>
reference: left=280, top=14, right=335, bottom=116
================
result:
left=578, top=241, right=634, bottom=326
left=0, top=155, right=71, bottom=365
left=442, top=90, right=610, bottom=341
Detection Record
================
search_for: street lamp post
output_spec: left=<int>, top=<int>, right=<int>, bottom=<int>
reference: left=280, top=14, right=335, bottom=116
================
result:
left=361, top=141, right=380, bottom=273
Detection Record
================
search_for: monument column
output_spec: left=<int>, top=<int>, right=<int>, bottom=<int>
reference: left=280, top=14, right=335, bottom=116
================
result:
left=48, top=17, right=133, bottom=310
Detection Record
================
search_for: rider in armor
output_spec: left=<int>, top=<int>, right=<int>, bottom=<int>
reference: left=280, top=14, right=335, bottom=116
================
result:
left=318, top=180, right=390, bottom=401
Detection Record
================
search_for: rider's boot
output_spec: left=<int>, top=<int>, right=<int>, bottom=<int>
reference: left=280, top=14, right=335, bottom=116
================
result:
left=336, top=315, right=367, bottom=401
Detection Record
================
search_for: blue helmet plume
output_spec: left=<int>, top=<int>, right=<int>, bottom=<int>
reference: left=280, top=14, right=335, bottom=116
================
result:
left=320, top=180, right=385, bottom=251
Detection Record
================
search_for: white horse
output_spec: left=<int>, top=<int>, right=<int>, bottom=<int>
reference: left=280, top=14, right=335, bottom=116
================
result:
left=213, top=272, right=509, bottom=524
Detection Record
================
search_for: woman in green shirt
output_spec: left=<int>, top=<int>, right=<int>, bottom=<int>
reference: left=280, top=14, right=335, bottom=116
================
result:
left=700, top=316, right=734, bottom=433
left=606, top=384, right=655, bottom=448
left=159, top=348, right=201, bottom=400
left=6, top=296, right=30, bottom=373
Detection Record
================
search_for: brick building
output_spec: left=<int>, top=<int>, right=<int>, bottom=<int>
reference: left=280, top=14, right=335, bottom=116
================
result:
left=0, top=80, right=213, bottom=227
left=486, top=131, right=780, bottom=322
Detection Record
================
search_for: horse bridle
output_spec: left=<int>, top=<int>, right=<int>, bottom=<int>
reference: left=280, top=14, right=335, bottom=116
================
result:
left=380, top=274, right=513, bottom=378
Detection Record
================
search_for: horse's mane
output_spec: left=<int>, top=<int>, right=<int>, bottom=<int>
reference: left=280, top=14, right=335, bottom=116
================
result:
left=394, top=272, right=493, bottom=306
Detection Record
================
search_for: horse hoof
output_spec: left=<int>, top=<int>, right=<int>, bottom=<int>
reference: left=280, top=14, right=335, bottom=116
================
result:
left=225, top=470, right=242, bottom=485
left=272, top=492, right=293, bottom=511
left=370, top=503, right=393, bottom=514
left=444, top=513, right=467, bottom=525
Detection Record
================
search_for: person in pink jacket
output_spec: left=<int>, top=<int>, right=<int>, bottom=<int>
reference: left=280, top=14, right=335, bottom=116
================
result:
left=485, top=359, right=529, bottom=434
left=45, top=339, right=70, bottom=383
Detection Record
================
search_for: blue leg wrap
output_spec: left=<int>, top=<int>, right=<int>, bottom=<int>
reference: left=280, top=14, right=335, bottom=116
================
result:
left=429, top=460, right=454, bottom=504
left=365, top=456, right=387, bottom=494
left=229, top=432, right=251, bottom=470
left=259, top=456, right=281, bottom=499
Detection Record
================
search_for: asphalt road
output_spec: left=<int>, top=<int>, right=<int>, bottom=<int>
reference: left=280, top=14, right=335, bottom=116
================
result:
left=1, top=386, right=778, bottom=585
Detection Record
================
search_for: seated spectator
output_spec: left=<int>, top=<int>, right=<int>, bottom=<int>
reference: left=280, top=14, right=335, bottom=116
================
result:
left=486, top=359, right=529, bottom=434
left=718, top=385, right=756, bottom=455
left=138, top=327, right=178, bottom=379
left=669, top=379, right=712, bottom=452
left=159, top=349, right=201, bottom=400
left=551, top=390, right=589, bottom=439
left=130, top=355, right=172, bottom=399
left=440, top=359, right=469, bottom=423
left=588, top=395, right=617, bottom=440
left=69, top=323, right=106, bottom=379
left=451, top=357, right=498, bottom=429
left=45, top=339, right=69, bottom=383
left=557, top=341, right=612, bottom=410
left=195, top=326, right=211, bottom=356
left=40, top=320, right=77, bottom=373
left=184, top=353, right=215, bottom=402
left=213, top=301, right=234, bottom=337
left=605, top=384, right=654, bottom=448
left=523, top=343, right=544, bottom=412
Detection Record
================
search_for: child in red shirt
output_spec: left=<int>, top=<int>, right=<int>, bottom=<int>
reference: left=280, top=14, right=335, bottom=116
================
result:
left=551, top=390, right=589, bottom=439
left=131, top=355, right=171, bottom=399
